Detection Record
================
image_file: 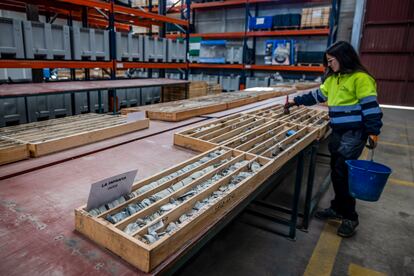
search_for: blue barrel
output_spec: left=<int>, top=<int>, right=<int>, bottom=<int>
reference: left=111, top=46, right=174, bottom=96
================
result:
left=346, top=160, right=392, bottom=202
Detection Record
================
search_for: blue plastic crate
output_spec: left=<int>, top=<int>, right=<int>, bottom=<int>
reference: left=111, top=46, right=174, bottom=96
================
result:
left=249, top=16, right=273, bottom=30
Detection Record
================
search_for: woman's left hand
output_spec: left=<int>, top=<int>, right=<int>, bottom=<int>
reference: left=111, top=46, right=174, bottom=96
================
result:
left=368, top=135, right=379, bottom=149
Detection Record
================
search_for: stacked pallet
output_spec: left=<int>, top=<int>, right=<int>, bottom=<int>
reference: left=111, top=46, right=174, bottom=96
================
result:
left=300, top=6, right=331, bottom=28
left=122, top=86, right=296, bottom=121
left=164, top=81, right=222, bottom=102
left=207, top=83, right=222, bottom=95
left=0, top=113, right=149, bottom=162
left=76, top=105, right=329, bottom=273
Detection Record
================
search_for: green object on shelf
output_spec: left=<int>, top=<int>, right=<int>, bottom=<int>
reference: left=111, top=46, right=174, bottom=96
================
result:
left=189, top=37, right=202, bottom=56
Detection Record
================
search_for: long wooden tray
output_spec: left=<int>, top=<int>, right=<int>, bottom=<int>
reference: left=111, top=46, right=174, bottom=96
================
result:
left=75, top=147, right=273, bottom=272
left=0, top=137, right=29, bottom=165
left=121, top=88, right=297, bottom=122
left=175, top=105, right=329, bottom=152
left=0, top=114, right=149, bottom=157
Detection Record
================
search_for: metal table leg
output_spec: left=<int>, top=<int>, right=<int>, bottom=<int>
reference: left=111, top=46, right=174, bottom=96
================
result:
left=301, top=142, right=319, bottom=231
left=289, top=151, right=304, bottom=240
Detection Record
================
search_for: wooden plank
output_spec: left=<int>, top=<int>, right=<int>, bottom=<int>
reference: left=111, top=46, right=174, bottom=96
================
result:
left=29, top=119, right=149, bottom=157
left=173, top=134, right=218, bottom=153
left=75, top=208, right=152, bottom=272
left=147, top=103, right=227, bottom=121
left=5, top=117, right=127, bottom=141
left=0, top=138, right=29, bottom=165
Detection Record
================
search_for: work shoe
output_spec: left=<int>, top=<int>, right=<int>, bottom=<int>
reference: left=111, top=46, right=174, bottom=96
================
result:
left=315, top=207, right=343, bottom=220
left=337, top=219, right=359, bottom=238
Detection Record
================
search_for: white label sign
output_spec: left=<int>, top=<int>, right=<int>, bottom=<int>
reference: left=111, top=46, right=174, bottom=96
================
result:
left=256, top=18, right=265, bottom=25
left=86, top=170, right=137, bottom=211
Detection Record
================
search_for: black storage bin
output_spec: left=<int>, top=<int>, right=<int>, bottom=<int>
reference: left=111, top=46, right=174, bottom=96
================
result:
left=290, top=14, right=302, bottom=27
left=272, top=14, right=284, bottom=28
left=273, top=13, right=302, bottom=28
left=297, top=51, right=325, bottom=64
left=282, top=14, right=290, bottom=27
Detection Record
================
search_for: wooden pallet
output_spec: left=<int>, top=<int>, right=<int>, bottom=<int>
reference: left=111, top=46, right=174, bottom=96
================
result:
left=0, top=137, right=29, bottom=165
left=0, top=114, right=150, bottom=157
left=121, top=87, right=297, bottom=122
left=75, top=146, right=273, bottom=272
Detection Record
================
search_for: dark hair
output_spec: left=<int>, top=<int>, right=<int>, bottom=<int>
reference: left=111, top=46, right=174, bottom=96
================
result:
left=323, top=41, right=373, bottom=78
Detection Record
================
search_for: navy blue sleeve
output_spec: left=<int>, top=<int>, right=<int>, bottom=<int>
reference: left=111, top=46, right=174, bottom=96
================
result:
left=294, top=89, right=327, bottom=106
left=359, top=96, right=383, bottom=135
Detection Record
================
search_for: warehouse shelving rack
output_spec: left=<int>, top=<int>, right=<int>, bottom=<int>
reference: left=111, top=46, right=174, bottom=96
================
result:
left=0, top=0, right=193, bottom=115
left=0, top=0, right=191, bottom=78
left=183, top=0, right=340, bottom=88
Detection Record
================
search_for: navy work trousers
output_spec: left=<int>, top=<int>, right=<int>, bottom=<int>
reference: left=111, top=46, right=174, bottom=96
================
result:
left=328, top=129, right=367, bottom=221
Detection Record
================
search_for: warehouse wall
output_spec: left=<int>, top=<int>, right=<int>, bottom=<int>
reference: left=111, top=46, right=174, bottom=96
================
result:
left=336, top=0, right=356, bottom=42
left=359, top=0, right=414, bottom=106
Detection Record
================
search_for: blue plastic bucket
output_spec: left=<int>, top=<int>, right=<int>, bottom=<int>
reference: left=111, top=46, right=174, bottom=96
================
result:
left=345, top=160, right=392, bottom=202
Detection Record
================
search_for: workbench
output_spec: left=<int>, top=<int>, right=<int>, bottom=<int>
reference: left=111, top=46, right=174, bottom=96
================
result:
left=0, top=90, right=330, bottom=275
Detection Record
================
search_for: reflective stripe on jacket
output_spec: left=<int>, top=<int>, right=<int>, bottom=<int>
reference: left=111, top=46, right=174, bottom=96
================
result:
left=294, top=71, right=383, bottom=135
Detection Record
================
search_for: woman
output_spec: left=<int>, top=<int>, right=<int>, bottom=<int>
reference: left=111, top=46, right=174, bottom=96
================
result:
left=286, top=41, right=383, bottom=237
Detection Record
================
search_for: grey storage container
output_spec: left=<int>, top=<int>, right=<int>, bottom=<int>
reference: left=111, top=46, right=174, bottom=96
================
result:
left=23, top=21, right=71, bottom=60
left=219, top=75, right=240, bottom=92
left=270, top=79, right=293, bottom=87
left=27, top=94, right=72, bottom=122
left=167, top=39, right=186, bottom=62
left=74, top=92, right=89, bottom=114
left=0, top=97, right=27, bottom=127
left=166, top=73, right=181, bottom=79
left=116, top=32, right=143, bottom=61
left=0, top=17, right=24, bottom=59
left=72, top=26, right=109, bottom=60
left=74, top=90, right=109, bottom=114
left=142, top=87, right=161, bottom=105
left=246, top=76, right=270, bottom=88
left=135, top=70, right=148, bottom=78
left=189, top=74, right=202, bottom=82
left=144, top=36, right=167, bottom=62
left=189, top=74, right=219, bottom=84
left=116, top=88, right=141, bottom=109
left=226, top=46, right=243, bottom=64
left=0, top=68, right=32, bottom=82
left=90, top=90, right=108, bottom=113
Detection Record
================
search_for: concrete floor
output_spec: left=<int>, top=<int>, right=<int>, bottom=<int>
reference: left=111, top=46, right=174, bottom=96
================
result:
left=177, top=107, right=414, bottom=276
left=0, top=107, right=412, bottom=276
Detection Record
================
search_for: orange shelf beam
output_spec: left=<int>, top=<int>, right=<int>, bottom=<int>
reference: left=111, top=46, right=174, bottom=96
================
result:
left=191, top=0, right=274, bottom=9
left=117, top=62, right=187, bottom=69
left=56, top=0, right=111, bottom=10
left=114, top=5, right=189, bottom=27
left=248, top=28, right=330, bottom=37
left=246, top=64, right=325, bottom=72
left=188, top=63, right=324, bottom=72
left=167, top=28, right=329, bottom=39
left=189, top=63, right=244, bottom=69
left=0, top=60, right=113, bottom=69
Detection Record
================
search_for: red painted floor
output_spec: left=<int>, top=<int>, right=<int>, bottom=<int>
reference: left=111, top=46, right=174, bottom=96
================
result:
left=0, top=127, right=197, bottom=275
